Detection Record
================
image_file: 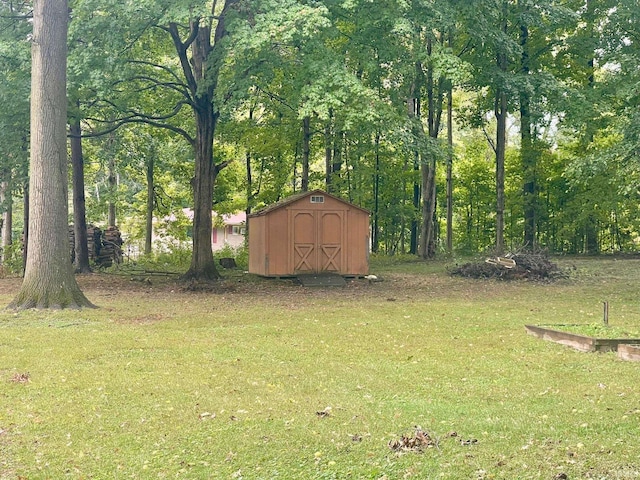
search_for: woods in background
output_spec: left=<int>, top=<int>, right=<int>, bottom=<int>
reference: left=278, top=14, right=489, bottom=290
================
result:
left=0, top=0, right=638, bottom=266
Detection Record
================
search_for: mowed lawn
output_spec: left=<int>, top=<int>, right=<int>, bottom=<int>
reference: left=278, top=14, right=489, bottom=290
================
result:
left=1, top=257, right=640, bottom=479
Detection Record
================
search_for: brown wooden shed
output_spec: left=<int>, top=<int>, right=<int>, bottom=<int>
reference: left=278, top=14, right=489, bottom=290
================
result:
left=248, top=189, right=370, bottom=277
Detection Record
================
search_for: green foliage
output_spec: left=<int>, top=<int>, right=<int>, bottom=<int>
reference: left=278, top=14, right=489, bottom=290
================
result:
left=135, top=244, right=192, bottom=271
left=2, top=0, right=639, bottom=264
left=0, top=242, right=24, bottom=276
left=213, top=243, right=248, bottom=270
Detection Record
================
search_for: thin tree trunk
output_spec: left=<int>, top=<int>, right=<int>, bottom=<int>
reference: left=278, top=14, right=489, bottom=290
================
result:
left=245, top=107, right=254, bottom=226
left=494, top=3, right=508, bottom=255
left=520, top=15, right=536, bottom=249
left=70, top=113, right=91, bottom=273
left=446, top=84, right=453, bottom=254
left=325, top=112, right=332, bottom=191
left=1, top=179, right=12, bottom=263
left=332, top=129, right=343, bottom=189
left=145, top=151, right=154, bottom=255
left=408, top=93, right=420, bottom=255
left=372, top=131, right=380, bottom=253
left=107, top=154, right=117, bottom=228
left=495, top=90, right=507, bottom=256
left=583, top=0, right=598, bottom=254
left=302, top=116, right=311, bottom=192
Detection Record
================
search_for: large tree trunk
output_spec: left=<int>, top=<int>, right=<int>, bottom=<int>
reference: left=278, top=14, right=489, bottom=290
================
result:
left=9, top=0, right=93, bottom=309
left=70, top=112, right=91, bottom=273
left=182, top=102, right=219, bottom=280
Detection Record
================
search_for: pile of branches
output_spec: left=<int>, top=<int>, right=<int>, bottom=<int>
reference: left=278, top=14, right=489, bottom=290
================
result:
left=449, top=251, right=565, bottom=281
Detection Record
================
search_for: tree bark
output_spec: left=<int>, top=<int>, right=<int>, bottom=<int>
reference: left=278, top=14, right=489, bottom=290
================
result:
left=0, top=178, right=12, bottom=264
left=582, top=0, right=598, bottom=254
left=371, top=131, right=381, bottom=253
left=145, top=150, right=154, bottom=255
left=107, top=154, right=117, bottom=228
left=70, top=112, right=91, bottom=273
left=520, top=16, right=536, bottom=250
left=301, top=116, right=311, bottom=192
left=407, top=91, right=420, bottom=255
left=325, top=115, right=332, bottom=191
left=9, top=0, right=93, bottom=309
left=170, top=11, right=234, bottom=281
left=22, top=181, right=28, bottom=272
left=446, top=84, right=453, bottom=254
left=418, top=41, right=444, bottom=259
left=494, top=4, right=508, bottom=256
left=495, top=89, right=507, bottom=256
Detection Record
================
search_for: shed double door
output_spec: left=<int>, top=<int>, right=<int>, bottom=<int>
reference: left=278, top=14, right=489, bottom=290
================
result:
left=291, top=210, right=344, bottom=273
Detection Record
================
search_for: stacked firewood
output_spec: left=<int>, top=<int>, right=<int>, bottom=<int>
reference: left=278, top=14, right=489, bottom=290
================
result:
left=69, top=225, right=124, bottom=267
left=98, top=226, right=124, bottom=267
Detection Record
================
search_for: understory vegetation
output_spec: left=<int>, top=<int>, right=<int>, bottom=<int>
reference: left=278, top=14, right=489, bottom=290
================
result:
left=1, top=257, right=640, bottom=479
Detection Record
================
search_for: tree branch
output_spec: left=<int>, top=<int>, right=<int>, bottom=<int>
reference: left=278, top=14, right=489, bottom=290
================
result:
left=78, top=118, right=195, bottom=147
left=168, top=21, right=199, bottom=96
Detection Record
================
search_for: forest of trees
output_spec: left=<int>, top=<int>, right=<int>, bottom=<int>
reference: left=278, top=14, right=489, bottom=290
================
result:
left=0, top=0, right=638, bottom=274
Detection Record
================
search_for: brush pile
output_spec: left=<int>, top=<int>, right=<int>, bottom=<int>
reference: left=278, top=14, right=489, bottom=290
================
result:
left=450, top=251, right=564, bottom=281
left=388, top=428, right=436, bottom=452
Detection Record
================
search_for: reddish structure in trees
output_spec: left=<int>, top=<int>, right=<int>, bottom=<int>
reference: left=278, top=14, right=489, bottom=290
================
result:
left=248, top=190, right=370, bottom=277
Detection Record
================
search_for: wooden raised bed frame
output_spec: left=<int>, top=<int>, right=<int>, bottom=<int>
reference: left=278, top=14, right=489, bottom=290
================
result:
left=617, top=344, right=640, bottom=361
left=525, top=325, right=640, bottom=353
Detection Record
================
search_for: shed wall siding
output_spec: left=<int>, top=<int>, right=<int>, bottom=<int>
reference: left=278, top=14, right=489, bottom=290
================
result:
left=248, top=190, right=369, bottom=277
left=248, top=216, right=266, bottom=275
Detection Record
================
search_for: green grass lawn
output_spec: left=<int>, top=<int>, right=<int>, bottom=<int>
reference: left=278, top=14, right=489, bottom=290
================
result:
left=1, top=257, right=640, bottom=479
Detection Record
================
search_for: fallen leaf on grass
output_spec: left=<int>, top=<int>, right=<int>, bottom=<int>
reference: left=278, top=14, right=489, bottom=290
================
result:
left=316, top=406, right=332, bottom=418
left=388, top=428, right=436, bottom=452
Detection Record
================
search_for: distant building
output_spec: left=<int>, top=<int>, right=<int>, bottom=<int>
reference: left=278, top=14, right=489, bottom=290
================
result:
left=157, top=209, right=246, bottom=253
left=212, top=211, right=246, bottom=252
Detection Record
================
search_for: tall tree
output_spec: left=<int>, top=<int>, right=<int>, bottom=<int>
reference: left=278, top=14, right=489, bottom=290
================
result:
left=9, top=0, right=93, bottom=309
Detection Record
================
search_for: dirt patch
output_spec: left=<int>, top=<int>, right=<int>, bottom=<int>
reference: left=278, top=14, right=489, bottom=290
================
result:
left=0, top=267, right=512, bottom=308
